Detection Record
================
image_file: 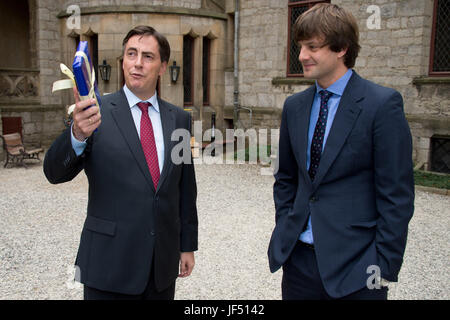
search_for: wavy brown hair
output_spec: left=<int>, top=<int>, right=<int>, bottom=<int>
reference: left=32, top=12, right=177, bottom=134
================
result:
left=293, top=3, right=361, bottom=68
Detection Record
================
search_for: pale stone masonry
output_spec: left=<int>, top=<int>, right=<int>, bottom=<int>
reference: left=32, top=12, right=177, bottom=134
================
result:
left=56, top=1, right=229, bottom=132
left=236, top=0, right=449, bottom=170
left=1, top=0, right=230, bottom=152
left=0, top=107, right=2, bottom=160
left=0, top=0, right=66, bottom=150
left=36, top=0, right=67, bottom=147
left=37, top=0, right=62, bottom=107
left=59, top=0, right=203, bottom=10
left=0, top=0, right=448, bottom=171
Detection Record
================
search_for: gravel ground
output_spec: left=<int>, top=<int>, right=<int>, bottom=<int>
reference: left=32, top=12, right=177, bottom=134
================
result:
left=0, top=158, right=448, bottom=300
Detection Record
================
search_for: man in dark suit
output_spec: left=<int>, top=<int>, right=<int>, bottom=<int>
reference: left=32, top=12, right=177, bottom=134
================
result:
left=44, top=26, right=198, bottom=300
left=268, top=4, right=414, bottom=300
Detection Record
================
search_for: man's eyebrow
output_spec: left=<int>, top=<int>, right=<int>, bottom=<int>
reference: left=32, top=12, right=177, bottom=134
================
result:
left=301, top=40, right=320, bottom=45
left=126, top=47, right=155, bottom=56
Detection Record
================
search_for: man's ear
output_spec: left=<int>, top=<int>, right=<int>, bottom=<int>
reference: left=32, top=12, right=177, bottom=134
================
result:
left=338, top=47, right=348, bottom=59
left=159, top=61, right=168, bottom=76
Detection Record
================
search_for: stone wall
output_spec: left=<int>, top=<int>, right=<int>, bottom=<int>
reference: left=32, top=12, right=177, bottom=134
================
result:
left=237, top=0, right=437, bottom=115
left=3, top=1, right=230, bottom=159
left=0, top=0, right=66, bottom=155
left=236, top=0, right=449, bottom=168
left=344, top=0, right=434, bottom=115
left=2, top=0, right=447, bottom=167
left=0, top=107, right=3, bottom=160
left=407, top=80, right=450, bottom=166
left=237, top=0, right=287, bottom=129
left=38, top=0, right=63, bottom=107
left=26, top=0, right=67, bottom=148
left=59, top=0, right=203, bottom=10
left=58, top=4, right=229, bottom=133
left=337, top=0, right=448, bottom=169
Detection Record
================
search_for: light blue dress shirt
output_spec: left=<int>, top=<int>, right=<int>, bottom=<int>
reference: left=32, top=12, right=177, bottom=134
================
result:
left=299, top=69, right=353, bottom=244
left=71, top=85, right=165, bottom=173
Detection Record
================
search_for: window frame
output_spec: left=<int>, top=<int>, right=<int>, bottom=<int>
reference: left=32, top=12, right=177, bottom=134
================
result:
left=429, top=0, right=450, bottom=76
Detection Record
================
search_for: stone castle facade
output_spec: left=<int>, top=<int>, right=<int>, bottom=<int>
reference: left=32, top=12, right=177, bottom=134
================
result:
left=0, top=0, right=448, bottom=172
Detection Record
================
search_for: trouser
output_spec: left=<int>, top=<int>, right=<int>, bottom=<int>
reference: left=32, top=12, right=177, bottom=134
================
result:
left=282, top=240, right=388, bottom=300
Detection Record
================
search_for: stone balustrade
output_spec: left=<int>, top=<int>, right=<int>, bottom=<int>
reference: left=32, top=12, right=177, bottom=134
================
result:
left=0, top=68, right=40, bottom=103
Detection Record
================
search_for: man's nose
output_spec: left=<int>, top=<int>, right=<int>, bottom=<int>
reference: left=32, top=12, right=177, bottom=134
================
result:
left=299, top=47, right=309, bottom=62
left=135, top=54, right=143, bottom=67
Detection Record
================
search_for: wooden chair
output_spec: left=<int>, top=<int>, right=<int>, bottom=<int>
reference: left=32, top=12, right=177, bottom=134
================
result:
left=0, top=133, right=44, bottom=168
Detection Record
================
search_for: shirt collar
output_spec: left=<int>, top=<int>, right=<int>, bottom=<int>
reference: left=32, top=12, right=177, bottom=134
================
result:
left=315, top=69, right=353, bottom=97
left=123, top=84, right=160, bottom=113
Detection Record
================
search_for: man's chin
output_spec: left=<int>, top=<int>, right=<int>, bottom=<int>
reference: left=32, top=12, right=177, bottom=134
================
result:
left=302, top=72, right=314, bottom=79
left=127, top=85, right=155, bottom=99
left=127, top=83, right=146, bottom=93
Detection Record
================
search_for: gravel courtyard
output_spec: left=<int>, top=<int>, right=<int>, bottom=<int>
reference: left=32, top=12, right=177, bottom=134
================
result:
left=0, top=160, right=448, bottom=300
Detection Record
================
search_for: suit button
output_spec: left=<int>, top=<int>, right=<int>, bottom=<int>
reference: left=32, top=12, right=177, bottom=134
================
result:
left=310, top=196, right=317, bottom=202
left=150, top=231, right=155, bottom=236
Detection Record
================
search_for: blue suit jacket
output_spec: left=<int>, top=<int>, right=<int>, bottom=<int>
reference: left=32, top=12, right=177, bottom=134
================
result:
left=268, top=71, right=414, bottom=298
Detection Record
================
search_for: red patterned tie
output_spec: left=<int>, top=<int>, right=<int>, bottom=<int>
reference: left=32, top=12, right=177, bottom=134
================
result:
left=137, top=101, right=160, bottom=190
left=308, top=90, right=333, bottom=181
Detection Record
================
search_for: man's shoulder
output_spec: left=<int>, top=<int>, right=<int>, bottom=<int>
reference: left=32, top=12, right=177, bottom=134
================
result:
left=349, top=72, right=404, bottom=115
left=100, top=89, right=124, bottom=107
left=283, top=85, right=315, bottom=111
left=159, top=98, right=191, bottom=118
left=289, top=85, right=315, bottom=100
left=352, top=72, right=400, bottom=98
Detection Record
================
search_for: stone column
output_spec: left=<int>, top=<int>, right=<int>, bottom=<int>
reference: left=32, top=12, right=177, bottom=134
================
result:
left=193, top=36, right=204, bottom=122
left=209, top=36, right=226, bottom=134
left=0, top=108, right=3, bottom=161
left=164, top=34, right=184, bottom=108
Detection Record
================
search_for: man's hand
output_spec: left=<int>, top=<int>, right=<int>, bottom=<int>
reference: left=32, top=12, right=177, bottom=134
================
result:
left=72, top=87, right=101, bottom=141
left=179, top=252, right=195, bottom=278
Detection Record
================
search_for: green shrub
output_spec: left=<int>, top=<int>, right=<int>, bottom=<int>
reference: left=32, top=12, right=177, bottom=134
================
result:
left=234, top=145, right=272, bottom=162
left=414, top=170, right=450, bottom=190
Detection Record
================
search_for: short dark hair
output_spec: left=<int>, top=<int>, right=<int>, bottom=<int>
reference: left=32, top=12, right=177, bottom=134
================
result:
left=293, top=3, right=361, bottom=68
left=122, top=25, right=171, bottom=63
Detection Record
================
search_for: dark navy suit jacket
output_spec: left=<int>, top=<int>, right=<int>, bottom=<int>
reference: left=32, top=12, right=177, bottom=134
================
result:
left=44, top=89, right=198, bottom=295
left=268, top=71, right=414, bottom=298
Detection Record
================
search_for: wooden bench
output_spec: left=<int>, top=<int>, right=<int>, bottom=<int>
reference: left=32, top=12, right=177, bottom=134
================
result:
left=0, top=133, right=44, bottom=168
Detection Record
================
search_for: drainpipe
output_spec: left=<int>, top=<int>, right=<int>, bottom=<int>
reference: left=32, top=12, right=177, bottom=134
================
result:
left=233, top=0, right=252, bottom=129
left=233, top=0, right=239, bottom=130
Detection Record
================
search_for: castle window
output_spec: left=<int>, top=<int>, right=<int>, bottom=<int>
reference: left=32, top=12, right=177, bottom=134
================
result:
left=429, top=0, right=450, bottom=75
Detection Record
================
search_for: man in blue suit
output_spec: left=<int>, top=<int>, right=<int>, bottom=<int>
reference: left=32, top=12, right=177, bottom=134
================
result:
left=268, top=4, right=414, bottom=300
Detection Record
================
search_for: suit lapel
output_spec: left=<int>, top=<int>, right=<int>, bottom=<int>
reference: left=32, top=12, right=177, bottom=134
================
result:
left=312, top=72, right=365, bottom=188
left=157, top=97, right=176, bottom=193
left=110, top=89, right=156, bottom=192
